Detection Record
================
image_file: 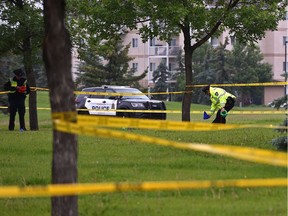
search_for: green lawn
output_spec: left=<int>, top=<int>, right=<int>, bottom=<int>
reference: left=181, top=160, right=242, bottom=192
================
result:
left=0, top=91, right=287, bottom=216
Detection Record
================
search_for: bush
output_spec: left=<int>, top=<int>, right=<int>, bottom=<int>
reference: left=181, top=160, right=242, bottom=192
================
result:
left=271, top=118, right=287, bottom=151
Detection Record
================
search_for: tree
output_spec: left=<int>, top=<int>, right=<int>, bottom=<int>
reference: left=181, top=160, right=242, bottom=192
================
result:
left=76, top=38, right=147, bottom=88
left=192, top=41, right=235, bottom=104
left=228, top=43, right=273, bottom=105
left=43, top=0, right=78, bottom=215
left=189, top=42, right=272, bottom=105
left=151, top=61, right=171, bottom=100
left=0, top=62, right=9, bottom=114
left=271, top=98, right=287, bottom=151
left=172, top=49, right=185, bottom=102
left=0, top=0, right=44, bottom=130
left=67, top=0, right=286, bottom=121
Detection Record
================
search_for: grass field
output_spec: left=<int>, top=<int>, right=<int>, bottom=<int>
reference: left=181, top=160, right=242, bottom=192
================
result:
left=0, top=91, right=287, bottom=216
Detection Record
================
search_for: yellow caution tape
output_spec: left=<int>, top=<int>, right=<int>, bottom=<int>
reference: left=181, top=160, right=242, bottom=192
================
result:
left=52, top=111, right=77, bottom=122
left=1, top=105, right=286, bottom=115
left=76, top=109, right=287, bottom=115
left=0, top=91, right=9, bottom=95
left=186, top=82, right=288, bottom=88
left=75, top=115, right=287, bottom=131
left=53, top=119, right=287, bottom=167
left=230, top=110, right=287, bottom=115
left=30, top=87, right=49, bottom=91
left=0, top=178, right=286, bottom=198
left=73, top=90, right=190, bottom=96
left=0, top=82, right=287, bottom=95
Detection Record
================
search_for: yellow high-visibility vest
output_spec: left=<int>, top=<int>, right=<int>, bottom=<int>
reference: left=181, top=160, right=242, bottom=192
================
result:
left=9, top=78, right=27, bottom=93
left=209, top=87, right=236, bottom=116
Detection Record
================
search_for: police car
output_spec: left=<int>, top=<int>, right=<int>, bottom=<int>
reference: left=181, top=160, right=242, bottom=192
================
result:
left=75, top=86, right=166, bottom=120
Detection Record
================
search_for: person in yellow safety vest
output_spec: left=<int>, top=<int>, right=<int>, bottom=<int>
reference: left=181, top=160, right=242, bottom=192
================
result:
left=4, top=68, right=30, bottom=131
left=202, top=85, right=236, bottom=124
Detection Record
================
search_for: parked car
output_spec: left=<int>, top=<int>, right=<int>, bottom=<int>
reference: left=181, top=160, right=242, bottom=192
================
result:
left=75, top=85, right=166, bottom=120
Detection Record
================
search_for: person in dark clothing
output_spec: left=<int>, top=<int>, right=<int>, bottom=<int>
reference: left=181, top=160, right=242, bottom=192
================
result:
left=4, top=69, right=30, bottom=131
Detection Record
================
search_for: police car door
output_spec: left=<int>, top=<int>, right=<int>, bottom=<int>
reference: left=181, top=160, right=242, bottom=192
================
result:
left=103, top=89, right=117, bottom=116
left=85, top=89, right=117, bottom=116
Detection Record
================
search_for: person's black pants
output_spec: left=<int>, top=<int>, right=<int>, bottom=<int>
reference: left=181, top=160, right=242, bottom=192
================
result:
left=212, top=97, right=235, bottom=124
left=8, top=100, right=26, bottom=130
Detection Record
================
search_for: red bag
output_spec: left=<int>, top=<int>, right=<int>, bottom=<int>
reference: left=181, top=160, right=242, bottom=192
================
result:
left=17, top=86, right=26, bottom=93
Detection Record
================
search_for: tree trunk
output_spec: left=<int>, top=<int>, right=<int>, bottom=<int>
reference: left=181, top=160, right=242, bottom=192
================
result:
left=181, top=25, right=193, bottom=122
left=43, top=1, right=78, bottom=215
left=23, top=36, right=39, bottom=130
left=13, top=0, right=39, bottom=130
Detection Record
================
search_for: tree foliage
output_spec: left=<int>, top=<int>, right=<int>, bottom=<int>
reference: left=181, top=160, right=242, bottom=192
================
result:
left=271, top=115, right=288, bottom=151
left=0, top=0, right=44, bottom=130
left=76, top=38, right=147, bottom=88
left=172, top=49, right=185, bottom=102
left=227, top=42, right=273, bottom=105
left=151, top=61, right=171, bottom=100
left=67, top=0, right=286, bottom=121
left=173, top=41, right=273, bottom=105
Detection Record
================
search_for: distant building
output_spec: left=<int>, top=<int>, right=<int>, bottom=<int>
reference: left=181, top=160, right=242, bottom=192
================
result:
left=73, top=8, right=287, bottom=104
left=121, top=9, right=288, bottom=104
left=258, top=10, right=288, bottom=104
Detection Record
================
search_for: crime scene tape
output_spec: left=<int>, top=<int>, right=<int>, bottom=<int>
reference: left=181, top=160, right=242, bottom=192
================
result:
left=0, top=91, right=9, bottom=95
left=0, top=178, right=286, bottom=198
left=73, top=90, right=190, bottom=96
left=75, top=115, right=288, bottom=130
left=0, top=81, right=287, bottom=96
left=0, top=105, right=286, bottom=115
left=53, top=118, right=287, bottom=167
left=30, top=87, right=49, bottom=91
left=0, top=106, right=53, bottom=110
left=76, top=108, right=287, bottom=115
left=186, top=82, right=288, bottom=88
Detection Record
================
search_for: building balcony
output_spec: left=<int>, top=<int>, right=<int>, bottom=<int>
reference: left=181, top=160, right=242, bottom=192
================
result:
left=149, top=46, right=180, bottom=57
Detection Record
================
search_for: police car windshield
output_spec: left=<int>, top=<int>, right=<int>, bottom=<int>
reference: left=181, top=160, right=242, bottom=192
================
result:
left=115, top=88, right=149, bottom=100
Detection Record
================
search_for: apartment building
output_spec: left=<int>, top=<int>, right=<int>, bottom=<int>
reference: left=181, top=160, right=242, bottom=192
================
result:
left=122, top=30, right=181, bottom=88
left=123, top=10, right=288, bottom=105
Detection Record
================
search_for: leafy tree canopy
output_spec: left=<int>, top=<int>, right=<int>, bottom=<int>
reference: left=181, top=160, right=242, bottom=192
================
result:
left=0, top=0, right=43, bottom=56
left=76, top=38, right=147, bottom=88
left=68, top=0, right=286, bottom=44
left=151, top=61, right=171, bottom=100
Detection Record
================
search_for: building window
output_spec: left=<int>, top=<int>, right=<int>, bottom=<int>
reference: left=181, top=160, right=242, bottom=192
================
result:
left=230, top=36, right=236, bottom=45
left=169, top=63, right=172, bottom=71
left=283, top=36, right=288, bottom=45
left=284, top=62, right=288, bottom=72
left=284, top=11, right=288, bottom=20
left=161, top=58, right=167, bottom=65
left=211, top=37, right=218, bottom=47
left=132, top=63, right=138, bottom=72
left=132, top=38, right=138, bottom=48
left=150, top=62, right=156, bottom=71
left=150, top=38, right=156, bottom=46
left=168, top=38, right=177, bottom=46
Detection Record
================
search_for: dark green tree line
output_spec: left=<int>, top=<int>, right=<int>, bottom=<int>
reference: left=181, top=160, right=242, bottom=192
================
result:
left=173, top=41, right=273, bottom=105
left=76, top=38, right=147, bottom=88
left=151, top=61, right=171, bottom=100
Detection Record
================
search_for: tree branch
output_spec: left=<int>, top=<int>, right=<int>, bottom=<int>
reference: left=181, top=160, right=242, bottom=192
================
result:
left=193, top=0, right=240, bottom=50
